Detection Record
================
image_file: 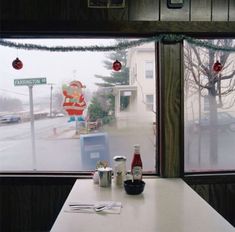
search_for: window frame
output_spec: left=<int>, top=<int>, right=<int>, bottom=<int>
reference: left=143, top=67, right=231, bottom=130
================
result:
left=183, top=37, right=235, bottom=176
left=0, top=35, right=159, bottom=177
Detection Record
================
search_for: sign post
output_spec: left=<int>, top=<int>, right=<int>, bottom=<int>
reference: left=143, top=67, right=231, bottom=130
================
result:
left=14, top=78, right=47, bottom=170
left=28, top=85, right=36, bottom=170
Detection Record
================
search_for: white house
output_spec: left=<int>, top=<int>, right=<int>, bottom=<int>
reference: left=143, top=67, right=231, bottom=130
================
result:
left=112, top=42, right=156, bottom=128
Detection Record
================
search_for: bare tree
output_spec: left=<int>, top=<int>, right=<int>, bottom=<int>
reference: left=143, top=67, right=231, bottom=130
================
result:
left=184, top=39, right=235, bottom=164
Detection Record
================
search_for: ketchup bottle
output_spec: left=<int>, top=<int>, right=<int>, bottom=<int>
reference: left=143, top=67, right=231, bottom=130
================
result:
left=131, top=144, right=143, bottom=180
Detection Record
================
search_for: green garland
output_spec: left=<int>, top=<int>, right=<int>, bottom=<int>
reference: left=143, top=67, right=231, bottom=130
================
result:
left=0, top=34, right=234, bottom=52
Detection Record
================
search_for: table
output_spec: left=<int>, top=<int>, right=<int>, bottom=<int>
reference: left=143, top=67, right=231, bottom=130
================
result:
left=50, top=178, right=235, bottom=232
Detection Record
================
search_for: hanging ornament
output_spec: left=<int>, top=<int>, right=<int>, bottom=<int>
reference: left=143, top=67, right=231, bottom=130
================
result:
left=213, top=60, right=222, bottom=73
left=12, top=57, right=23, bottom=70
left=112, top=60, right=122, bottom=71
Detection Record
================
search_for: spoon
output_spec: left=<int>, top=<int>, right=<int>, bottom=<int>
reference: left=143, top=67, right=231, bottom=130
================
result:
left=94, top=203, right=114, bottom=212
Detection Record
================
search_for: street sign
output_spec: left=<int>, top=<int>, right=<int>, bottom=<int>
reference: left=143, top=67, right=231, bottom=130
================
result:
left=14, top=78, right=47, bottom=86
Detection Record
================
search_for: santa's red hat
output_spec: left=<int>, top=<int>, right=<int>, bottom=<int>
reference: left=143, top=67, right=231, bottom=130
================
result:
left=70, top=80, right=86, bottom=88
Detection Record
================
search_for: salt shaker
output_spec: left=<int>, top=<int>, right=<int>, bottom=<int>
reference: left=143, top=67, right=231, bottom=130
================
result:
left=113, top=156, right=127, bottom=186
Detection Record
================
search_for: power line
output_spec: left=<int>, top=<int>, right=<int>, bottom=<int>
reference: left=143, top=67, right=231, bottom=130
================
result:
left=0, top=88, right=28, bottom=96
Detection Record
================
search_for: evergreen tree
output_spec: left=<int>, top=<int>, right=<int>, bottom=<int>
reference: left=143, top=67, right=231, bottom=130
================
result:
left=95, top=39, right=129, bottom=87
left=88, top=88, right=114, bottom=124
left=88, top=39, right=129, bottom=124
left=88, top=97, right=107, bottom=122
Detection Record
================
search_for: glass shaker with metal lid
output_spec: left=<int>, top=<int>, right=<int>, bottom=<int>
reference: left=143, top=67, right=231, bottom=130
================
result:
left=113, top=156, right=127, bottom=186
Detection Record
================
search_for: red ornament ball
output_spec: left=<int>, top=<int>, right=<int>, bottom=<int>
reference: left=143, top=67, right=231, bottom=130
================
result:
left=112, top=60, right=122, bottom=71
left=213, top=60, right=222, bottom=73
left=12, top=58, right=23, bottom=70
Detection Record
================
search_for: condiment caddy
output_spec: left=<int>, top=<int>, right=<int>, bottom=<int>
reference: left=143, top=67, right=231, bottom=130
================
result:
left=92, top=144, right=144, bottom=193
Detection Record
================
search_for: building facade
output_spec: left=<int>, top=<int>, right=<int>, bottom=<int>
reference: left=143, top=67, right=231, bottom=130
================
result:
left=113, top=43, right=156, bottom=128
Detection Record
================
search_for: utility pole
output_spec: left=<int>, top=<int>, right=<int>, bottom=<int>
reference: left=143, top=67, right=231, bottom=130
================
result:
left=48, top=83, right=55, bottom=117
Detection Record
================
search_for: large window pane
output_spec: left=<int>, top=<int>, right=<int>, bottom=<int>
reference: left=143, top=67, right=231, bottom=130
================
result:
left=0, top=39, right=157, bottom=173
left=184, top=39, right=235, bottom=172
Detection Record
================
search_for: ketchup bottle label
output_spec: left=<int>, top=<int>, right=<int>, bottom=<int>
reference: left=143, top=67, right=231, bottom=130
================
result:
left=132, top=166, right=142, bottom=180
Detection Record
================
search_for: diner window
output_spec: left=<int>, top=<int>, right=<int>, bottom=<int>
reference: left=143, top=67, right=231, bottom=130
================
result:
left=0, top=39, right=157, bottom=173
left=145, top=61, right=154, bottom=79
left=184, top=39, right=235, bottom=173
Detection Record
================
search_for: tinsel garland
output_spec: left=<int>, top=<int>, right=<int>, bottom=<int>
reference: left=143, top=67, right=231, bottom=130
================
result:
left=0, top=34, right=234, bottom=52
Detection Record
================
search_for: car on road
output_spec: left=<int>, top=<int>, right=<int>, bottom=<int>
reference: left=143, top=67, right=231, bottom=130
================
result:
left=194, top=112, right=235, bottom=132
left=0, top=115, right=21, bottom=123
left=55, top=113, right=65, bottom=117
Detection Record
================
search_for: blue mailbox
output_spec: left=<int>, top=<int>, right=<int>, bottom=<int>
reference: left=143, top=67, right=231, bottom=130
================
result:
left=80, top=133, right=110, bottom=170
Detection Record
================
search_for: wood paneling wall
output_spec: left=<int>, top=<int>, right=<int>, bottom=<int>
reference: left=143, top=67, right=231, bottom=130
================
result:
left=229, top=0, right=235, bottom=21
left=191, top=0, right=212, bottom=21
left=0, top=0, right=129, bottom=21
left=0, top=1, right=235, bottom=36
left=128, top=0, right=159, bottom=21
left=184, top=176, right=235, bottom=226
left=0, top=177, right=76, bottom=232
left=160, top=0, right=190, bottom=21
left=1, top=0, right=235, bottom=23
left=212, top=0, right=229, bottom=21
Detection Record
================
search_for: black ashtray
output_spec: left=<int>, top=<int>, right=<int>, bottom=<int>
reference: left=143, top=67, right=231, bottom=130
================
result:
left=124, top=180, right=145, bottom=195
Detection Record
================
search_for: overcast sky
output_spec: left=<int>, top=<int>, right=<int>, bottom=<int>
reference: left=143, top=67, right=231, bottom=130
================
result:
left=0, top=39, right=114, bottom=102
